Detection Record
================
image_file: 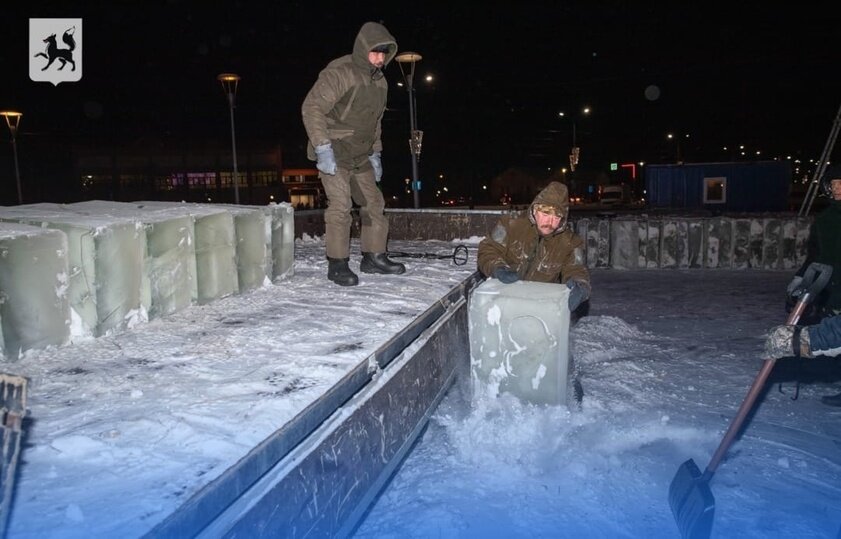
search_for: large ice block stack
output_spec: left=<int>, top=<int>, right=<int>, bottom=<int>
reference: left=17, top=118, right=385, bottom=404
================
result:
left=0, top=222, right=70, bottom=360
left=469, top=279, right=572, bottom=406
left=263, top=203, right=295, bottom=281
left=0, top=204, right=146, bottom=338
left=69, top=200, right=197, bottom=318
left=133, top=201, right=239, bottom=302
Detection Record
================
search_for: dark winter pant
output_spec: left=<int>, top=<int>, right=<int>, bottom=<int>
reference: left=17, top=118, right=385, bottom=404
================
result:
left=320, top=166, right=388, bottom=259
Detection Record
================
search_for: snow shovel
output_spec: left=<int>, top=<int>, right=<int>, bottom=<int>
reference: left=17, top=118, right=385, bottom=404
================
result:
left=0, top=373, right=28, bottom=539
left=387, top=244, right=469, bottom=266
left=668, top=261, right=833, bottom=539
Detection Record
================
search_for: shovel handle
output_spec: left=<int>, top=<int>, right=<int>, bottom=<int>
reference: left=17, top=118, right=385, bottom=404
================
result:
left=704, top=262, right=833, bottom=475
left=705, top=358, right=777, bottom=475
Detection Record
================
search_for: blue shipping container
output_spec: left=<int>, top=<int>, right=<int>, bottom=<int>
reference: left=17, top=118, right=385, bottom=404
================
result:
left=644, top=161, right=791, bottom=212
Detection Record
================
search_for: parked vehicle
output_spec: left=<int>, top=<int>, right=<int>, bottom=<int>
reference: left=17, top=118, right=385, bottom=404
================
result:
left=600, top=185, right=627, bottom=205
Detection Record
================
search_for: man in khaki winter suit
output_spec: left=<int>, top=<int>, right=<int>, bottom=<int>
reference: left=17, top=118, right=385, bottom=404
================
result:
left=302, top=21, right=405, bottom=286
left=478, top=182, right=591, bottom=312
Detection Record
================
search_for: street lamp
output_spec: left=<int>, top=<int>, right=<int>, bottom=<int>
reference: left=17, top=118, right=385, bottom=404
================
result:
left=666, top=132, right=689, bottom=164
left=217, top=73, right=241, bottom=204
left=558, top=106, right=590, bottom=171
left=395, top=51, right=423, bottom=209
left=1, top=111, right=22, bottom=204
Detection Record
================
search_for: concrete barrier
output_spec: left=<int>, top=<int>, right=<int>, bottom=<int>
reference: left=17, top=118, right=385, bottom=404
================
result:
left=296, top=210, right=811, bottom=271
left=584, top=215, right=810, bottom=270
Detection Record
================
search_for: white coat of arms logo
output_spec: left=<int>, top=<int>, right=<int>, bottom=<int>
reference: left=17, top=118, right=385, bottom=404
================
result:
left=29, top=18, right=83, bottom=86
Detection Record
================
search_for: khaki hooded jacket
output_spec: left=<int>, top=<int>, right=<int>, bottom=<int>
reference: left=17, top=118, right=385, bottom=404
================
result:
left=302, top=22, right=397, bottom=169
left=477, top=182, right=591, bottom=292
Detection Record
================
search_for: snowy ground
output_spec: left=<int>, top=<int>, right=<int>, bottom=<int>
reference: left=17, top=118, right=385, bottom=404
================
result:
left=354, top=270, right=841, bottom=539
left=4, top=236, right=841, bottom=539
left=4, top=237, right=476, bottom=539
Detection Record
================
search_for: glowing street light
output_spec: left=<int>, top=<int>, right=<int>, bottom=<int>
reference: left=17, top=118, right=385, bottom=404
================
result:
left=395, top=51, right=423, bottom=209
left=558, top=106, right=590, bottom=171
left=667, top=132, right=690, bottom=163
left=217, top=73, right=241, bottom=204
left=1, top=111, right=23, bottom=204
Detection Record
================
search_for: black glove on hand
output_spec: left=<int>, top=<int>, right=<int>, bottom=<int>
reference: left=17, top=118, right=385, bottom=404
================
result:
left=567, top=280, right=588, bottom=311
left=786, top=275, right=804, bottom=301
left=492, top=266, right=519, bottom=284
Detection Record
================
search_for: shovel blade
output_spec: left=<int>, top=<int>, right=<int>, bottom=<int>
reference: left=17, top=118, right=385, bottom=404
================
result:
left=669, top=459, right=715, bottom=539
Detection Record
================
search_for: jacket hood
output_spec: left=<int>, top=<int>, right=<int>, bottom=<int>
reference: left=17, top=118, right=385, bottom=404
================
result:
left=821, top=164, right=841, bottom=197
left=352, top=22, right=398, bottom=71
left=529, top=182, right=570, bottom=233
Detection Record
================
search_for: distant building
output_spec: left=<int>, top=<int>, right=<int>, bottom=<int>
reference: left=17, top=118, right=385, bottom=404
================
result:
left=281, top=168, right=322, bottom=209
left=68, top=140, right=321, bottom=207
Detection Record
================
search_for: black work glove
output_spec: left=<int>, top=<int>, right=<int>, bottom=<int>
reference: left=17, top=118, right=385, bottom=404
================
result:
left=566, top=280, right=589, bottom=311
left=492, top=266, right=520, bottom=284
left=786, top=276, right=804, bottom=302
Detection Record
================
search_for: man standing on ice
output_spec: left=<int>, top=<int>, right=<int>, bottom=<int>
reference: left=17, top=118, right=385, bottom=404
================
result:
left=302, top=21, right=405, bottom=286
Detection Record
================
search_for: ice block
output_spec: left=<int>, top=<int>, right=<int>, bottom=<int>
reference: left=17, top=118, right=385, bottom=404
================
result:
left=133, top=201, right=238, bottom=303
left=0, top=203, right=146, bottom=337
left=68, top=200, right=196, bottom=318
left=263, top=203, right=295, bottom=281
left=469, top=278, right=572, bottom=406
left=0, top=222, right=70, bottom=360
left=216, top=204, right=272, bottom=291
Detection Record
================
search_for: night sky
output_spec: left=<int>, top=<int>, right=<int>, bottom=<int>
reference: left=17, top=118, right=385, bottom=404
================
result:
left=1, top=1, right=839, bottom=200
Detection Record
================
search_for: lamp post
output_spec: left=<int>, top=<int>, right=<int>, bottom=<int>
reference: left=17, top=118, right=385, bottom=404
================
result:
left=395, top=51, right=423, bottom=209
left=217, top=73, right=241, bottom=204
left=666, top=132, right=689, bottom=164
left=1, top=111, right=22, bottom=205
left=558, top=106, right=590, bottom=171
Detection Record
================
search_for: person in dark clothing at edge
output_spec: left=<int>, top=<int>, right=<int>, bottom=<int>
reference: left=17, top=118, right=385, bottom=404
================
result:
left=477, top=182, right=591, bottom=312
left=302, top=22, right=405, bottom=286
left=784, top=166, right=841, bottom=405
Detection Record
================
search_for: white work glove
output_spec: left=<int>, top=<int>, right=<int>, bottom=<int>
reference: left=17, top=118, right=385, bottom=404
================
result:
left=369, top=152, right=383, bottom=182
left=314, top=143, right=337, bottom=175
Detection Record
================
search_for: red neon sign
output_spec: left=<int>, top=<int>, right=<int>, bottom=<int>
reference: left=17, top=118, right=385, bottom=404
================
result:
left=620, top=163, right=637, bottom=180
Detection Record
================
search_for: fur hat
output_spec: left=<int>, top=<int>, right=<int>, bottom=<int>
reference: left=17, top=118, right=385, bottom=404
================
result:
left=533, top=203, right=563, bottom=217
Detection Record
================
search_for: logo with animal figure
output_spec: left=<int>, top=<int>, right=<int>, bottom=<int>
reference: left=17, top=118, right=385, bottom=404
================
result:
left=29, top=18, right=82, bottom=86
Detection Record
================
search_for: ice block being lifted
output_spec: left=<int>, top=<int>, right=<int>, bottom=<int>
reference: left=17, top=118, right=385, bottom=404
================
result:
left=468, top=278, right=573, bottom=406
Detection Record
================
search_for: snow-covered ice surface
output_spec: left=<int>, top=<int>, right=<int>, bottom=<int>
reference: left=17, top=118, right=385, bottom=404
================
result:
left=4, top=237, right=476, bottom=539
left=354, top=270, right=841, bottom=539
left=4, top=236, right=841, bottom=539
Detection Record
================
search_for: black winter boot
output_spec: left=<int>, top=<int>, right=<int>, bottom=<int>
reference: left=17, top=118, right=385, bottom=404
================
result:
left=327, top=257, right=359, bottom=286
left=821, top=391, right=841, bottom=407
left=360, top=252, right=406, bottom=275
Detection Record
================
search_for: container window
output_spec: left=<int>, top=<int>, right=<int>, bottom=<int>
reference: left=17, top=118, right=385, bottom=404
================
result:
left=703, top=177, right=726, bottom=204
